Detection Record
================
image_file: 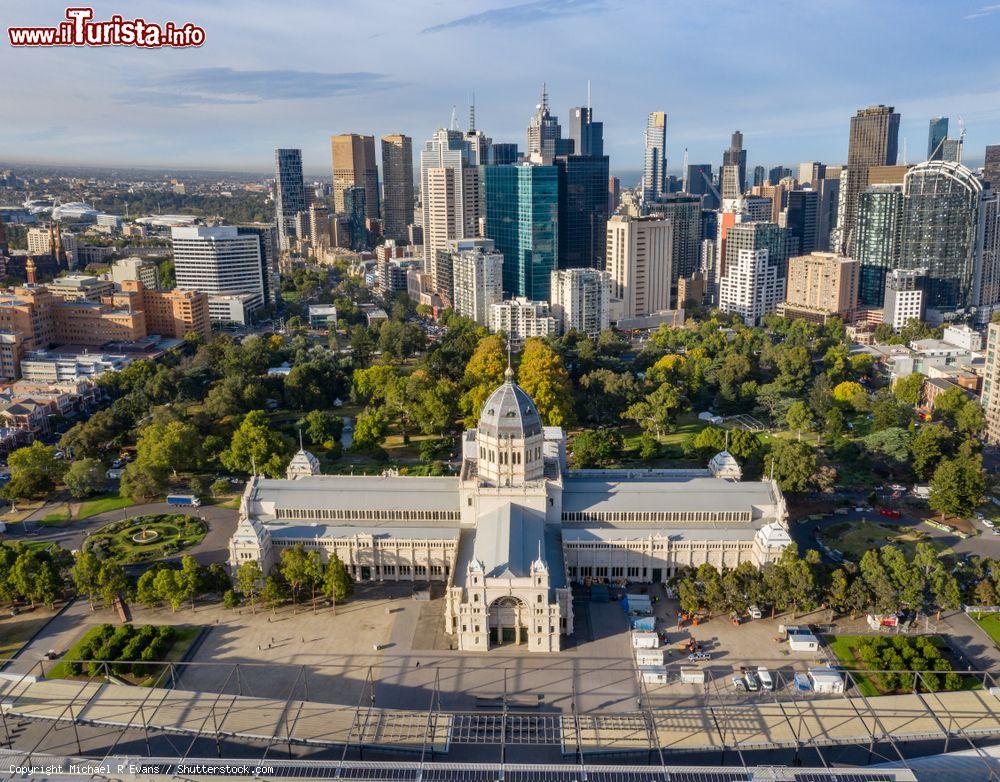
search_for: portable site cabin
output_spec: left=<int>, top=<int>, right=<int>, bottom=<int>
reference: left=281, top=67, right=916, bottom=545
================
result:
left=808, top=667, right=844, bottom=693
left=625, top=594, right=653, bottom=615
left=630, top=615, right=656, bottom=631
left=638, top=665, right=669, bottom=684
left=788, top=628, right=819, bottom=652
left=631, top=631, right=660, bottom=649
left=635, top=648, right=666, bottom=666
left=793, top=673, right=812, bottom=692
left=680, top=667, right=706, bottom=684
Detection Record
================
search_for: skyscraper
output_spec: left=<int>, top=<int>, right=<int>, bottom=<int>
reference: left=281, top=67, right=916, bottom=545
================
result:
left=526, top=85, right=572, bottom=164
left=380, top=134, right=414, bottom=242
left=647, top=194, right=703, bottom=282
left=273, top=149, right=305, bottom=252
left=854, top=185, right=903, bottom=307
left=643, top=111, right=668, bottom=203
left=605, top=214, right=672, bottom=318
left=983, top=322, right=1000, bottom=445
left=838, top=105, right=900, bottom=254
left=685, top=164, right=717, bottom=209
left=723, top=221, right=794, bottom=282
left=752, top=166, right=766, bottom=188
left=721, top=131, right=747, bottom=195
left=899, top=160, right=992, bottom=316
left=171, top=226, right=264, bottom=323
left=420, top=128, right=480, bottom=289
left=549, top=267, right=612, bottom=337
left=785, top=190, right=819, bottom=257
left=484, top=163, right=559, bottom=301
left=719, top=248, right=781, bottom=326
left=928, top=117, right=949, bottom=161
left=331, top=134, right=380, bottom=218
left=343, top=187, right=368, bottom=252
left=556, top=105, right=609, bottom=270
left=449, top=238, right=503, bottom=326
left=491, top=143, right=520, bottom=165
left=236, top=224, right=279, bottom=306
left=985, top=145, right=1000, bottom=190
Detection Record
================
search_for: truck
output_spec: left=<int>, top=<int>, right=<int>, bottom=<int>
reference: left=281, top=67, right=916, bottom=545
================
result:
left=166, top=494, right=201, bottom=508
left=756, top=667, right=773, bottom=691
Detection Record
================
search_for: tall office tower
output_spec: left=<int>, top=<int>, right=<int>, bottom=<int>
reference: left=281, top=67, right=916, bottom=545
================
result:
left=721, top=131, right=747, bottom=195
left=526, top=85, right=572, bottom=164
left=798, top=162, right=826, bottom=185
left=171, top=226, right=264, bottom=322
left=720, top=165, right=742, bottom=203
left=643, top=111, right=668, bottom=203
left=743, top=196, right=774, bottom=223
left=899, top=160, right=993, bottom=318
left=814, top=177, right=841, bottom=252
left=488, top=297, right=557, bottom=348
left=854, top=185, right=903, bottom=307
left=556, top=105, right=610, bottom=269
left=883, top=268, right=927, bottom=330
left=608, top=176, right=621, bottom=214
left=484, top=163, right=559, bottom=301
left=785, top=190, right=819, bottom=256
left=752, top=166, right=766, bottom=188
left=605, top=214, right=673, bottom=318
left=983, top=321, right=1000, bottom=445
left=420, top=128, right=480, bottom=284
left=928, top=117, right=949, bottom=161
left=380, top=134, right=414, bottom=242
left=549, top=267, right=612, bottom=337
left=330, top=134, right=380, bottom=218
left=307, top=204, right=331, bottom=246
left=781, top=252, right=859, bottom=318
left=273, top=149, right=305, bottom=252
left=941, top=139, right=963, bottom=163
left=464, top=101, right=492, bottom=166
left=491, top=143, right=520, bottom=165
left=767, top=166, right=790, bottom=185
left=977, top=192, right=1000, bottom=320
left=718, top=248, right=782, bottom=326
left=686, top=163, right=717, bottom=209
left=449, top=238, right=504, bottom=326
left=839, top=105, right=900, bottom=254
left=986, top=145, right=1000, bottom=190
left=647, top=194, right=703, bottom=282
left=700, top=239, right=718, bottom=303
left=343, top=187, right=369, bottom=252
left=723, top=221, right=793, bottom=282
left=235, top=224, right=279, bottom=306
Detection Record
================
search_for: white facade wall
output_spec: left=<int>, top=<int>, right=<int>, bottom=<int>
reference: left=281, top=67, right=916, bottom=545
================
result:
left=549, top=268, right=611, bottom=337
left=718, top=248, right=783, bottom=325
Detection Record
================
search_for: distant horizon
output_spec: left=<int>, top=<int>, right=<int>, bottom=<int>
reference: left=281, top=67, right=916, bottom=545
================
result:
left=2, top=1, right=999, bottom=174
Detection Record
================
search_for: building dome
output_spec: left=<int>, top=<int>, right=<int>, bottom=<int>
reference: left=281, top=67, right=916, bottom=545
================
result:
left=708, top=450, right=742, bottom=480
left=286, top=449, right=321, bottom=479
left=477, top=367, right=543, bottom=439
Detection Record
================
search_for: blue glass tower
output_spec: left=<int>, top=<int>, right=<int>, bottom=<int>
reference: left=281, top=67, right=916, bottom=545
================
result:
left=485, top=164, right=559, bottom=301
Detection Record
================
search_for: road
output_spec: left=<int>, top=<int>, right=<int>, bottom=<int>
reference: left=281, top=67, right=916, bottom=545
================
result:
left=2, top=500, right=239, bottom=565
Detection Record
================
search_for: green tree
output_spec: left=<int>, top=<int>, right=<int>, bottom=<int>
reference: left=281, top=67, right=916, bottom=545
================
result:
left=861, top=427, right=911, bottom=464
left=119, top=462, right=165, bottom=502
left=785, top=401, right=814, bottom=440
left=136, top=420, right=201, bottom=478
left=97, top=561, right=128, bottom=608
left=352, top=406, right=389, bottom=451
left=624, top=382, right=685, bottom=438
left=929, top=452, right=986, bottom=518
left=2, top=442, right=67, bottom=500
left=136, top=570, right=161, bottom=609
left=301, top=410, right=343, bottom=447
left=221, top=410, right=287, bottom=477
left=832, top=381, right=867, bottom=411
left=153, top=568, right=184, bottom=612
left=236, top=560, right=263, bottom=614
left=767, top=440, right=818, bottom=493
left=908, top=424, right=953, bottom=480
left=322, top=553, right=354, bottom=603
left=178, top=555, right=202, bottom=610
left=63, top=458, right=108, bottom=499
left=824, top=406, right=846, bottom=439
left=279, top=544, right=312, bottom=608
left=460, top=333, right=507, bottom=425
left=71, top=550, right=102, bottom=609
left=210, top=478, right=232, bottom=497
left=517, top=338, right=575, bottom=426
left=893, top=373, right=925, bottom=408
left=570, top=430, right=623, bottom=469
left=261, top=575, right=287, bottom=613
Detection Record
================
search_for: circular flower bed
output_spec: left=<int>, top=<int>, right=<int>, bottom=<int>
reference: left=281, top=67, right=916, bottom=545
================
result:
left=86, top=514, right=206, bottom=564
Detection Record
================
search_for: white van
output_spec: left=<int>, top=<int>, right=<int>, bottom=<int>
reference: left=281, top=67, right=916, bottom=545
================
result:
left=757, top=667, right=773, bottom=691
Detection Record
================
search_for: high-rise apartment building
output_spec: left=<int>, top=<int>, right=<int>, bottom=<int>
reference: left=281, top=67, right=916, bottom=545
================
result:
left=171, top=226, right=264, bottom=322
left=449, top=238, right=503, bottom=326
left=381, top=134, right=414, bottom=242
left=797, top=162, right=826, bottom=185
left=722, top=221, right=794, bottom=282
left=643, top=111, right=668, bottom=203
left=549, top=267, right=612, bottom=337
left=928, top=117, right=949, bottom=161
left=779, top=252, right=859, bottom=321
left=718, top=248, right=782, bottom=326
left=647, top=194, right=703, bottom=282
left=982, top=322, right=1000, bottom=445
left=814, top=177, right=841, bottom=252
left=985, top=145, right=1000, bottom=191
left=420, top=128, right=481, bottom=290
left=785, top=190, right=819, bottom=256
left=273, top=149, right=305, bottom=252
left=331, top=134, right=380, bottom=218
left=484, top=163, right=558, bottom=302
left=899, top=160, right=998, bottom=318
left=556, top=106, right=609, bottom=270
left=854, top=185, right=903, bottom=307
left=883, top=268, right=927, bottom=331
left=721, top=131, right=747, bottom=196
left=489, top=297, right=557, bottom=349
left=236, top=224, right=279, bottom=306
left=605, top=214, right=672, bottom=318
left=838, top=105, right=900, bottom=254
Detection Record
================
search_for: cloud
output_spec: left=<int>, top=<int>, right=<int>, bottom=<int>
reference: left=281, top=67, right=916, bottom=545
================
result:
left=423, top=0, right=607, bottom=33
left=964, top=3, right=1000, bottom=19
left=120, top=67, right=401, bottom=106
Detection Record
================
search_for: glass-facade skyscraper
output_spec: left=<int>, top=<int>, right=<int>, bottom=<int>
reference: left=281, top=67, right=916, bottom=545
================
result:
left=928, top=117, right=948, bottom=161
left=855, top=185, right=903, bottom=306
left=485, top=164, right=559, bottom=301
left=273, top=148, right=305, bottom=252
left=556, top=106, right=609, bottom=270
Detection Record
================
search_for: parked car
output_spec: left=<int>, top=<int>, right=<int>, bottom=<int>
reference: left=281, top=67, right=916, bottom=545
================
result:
left=732, top=676, right=748, bottom=692
left=879, top=507, right=902, bottom=519
left=742, top=668, right=760, bottom=691
left=687, top=652, right=711, bottom=662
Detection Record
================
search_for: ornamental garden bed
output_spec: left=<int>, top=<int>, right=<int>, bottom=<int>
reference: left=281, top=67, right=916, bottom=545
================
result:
left=46, top=623, right=201, bottom=686
left=84, top=514, right=205, bottom=563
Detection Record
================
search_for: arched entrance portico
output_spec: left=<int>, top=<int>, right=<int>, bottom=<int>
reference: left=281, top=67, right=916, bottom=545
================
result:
left=488, top=596, right=526, bottom=647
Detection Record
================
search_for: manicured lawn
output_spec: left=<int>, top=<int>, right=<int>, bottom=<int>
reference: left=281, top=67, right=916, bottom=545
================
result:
left=974, top=613, right=1000, bottom=648
left=84, top=514, right=206, bottom=563
left=77, top=493, right=133, bottom=519
left=818, top=519, right=950, bottom=561
left=47, top=623, right=201, bottom=686
left=0, top=607, right=61, bottom=660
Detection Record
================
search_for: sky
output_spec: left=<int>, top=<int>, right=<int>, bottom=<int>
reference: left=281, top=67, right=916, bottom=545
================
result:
left=3, top=0, right=1000, bottom=178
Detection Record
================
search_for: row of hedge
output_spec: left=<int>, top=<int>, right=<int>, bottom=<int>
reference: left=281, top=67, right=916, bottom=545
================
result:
left=854, top=635, right=964, bottom=692
left=65, top=623, right=176, bottom=678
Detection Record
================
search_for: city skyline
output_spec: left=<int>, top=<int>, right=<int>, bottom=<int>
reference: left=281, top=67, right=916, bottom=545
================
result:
left=2, top=0, right=1000, bottom=173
